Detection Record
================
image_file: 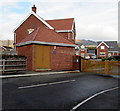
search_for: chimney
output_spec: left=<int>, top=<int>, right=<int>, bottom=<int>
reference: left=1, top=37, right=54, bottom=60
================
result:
left=32, top=5, right=37, bottom=13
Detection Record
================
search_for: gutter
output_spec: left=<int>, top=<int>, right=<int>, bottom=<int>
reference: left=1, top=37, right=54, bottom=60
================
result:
left=16, top=41, right=77, bottom=47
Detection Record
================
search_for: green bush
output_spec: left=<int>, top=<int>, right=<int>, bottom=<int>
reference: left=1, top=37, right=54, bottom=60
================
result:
left=113, top=56, right=120, bottom=61
left=102, top=56, right=120, bottom=61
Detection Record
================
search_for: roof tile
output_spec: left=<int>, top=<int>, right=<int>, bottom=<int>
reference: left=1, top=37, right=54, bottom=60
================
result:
left=20, top=27, right=75, bottom=45
left=46, top=18, right=74, bottom=30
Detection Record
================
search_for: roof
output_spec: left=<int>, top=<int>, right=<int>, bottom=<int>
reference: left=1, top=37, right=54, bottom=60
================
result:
left=14, top=11, right=75, bottom=32
left=14, top=11, right=54, bottom=32
left=87, top=49, right=96, bottom=54
left=97, top=41, right=119, bottom=51
left=16, top=27, right=76, bottom=47
left=45, top=18, right=74, bottom=31
left=97, top=41, right=109, bottom=48
left=86, top=45, right=97, bottom=48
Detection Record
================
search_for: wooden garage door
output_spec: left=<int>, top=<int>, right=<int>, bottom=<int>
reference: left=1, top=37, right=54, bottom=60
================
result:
left=34, top=45, right=50, bottom=70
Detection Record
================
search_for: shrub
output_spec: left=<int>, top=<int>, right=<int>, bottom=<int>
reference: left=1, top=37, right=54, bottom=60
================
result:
left=113, top=56, right=120, bottom=61
left=102, top=56, right=119, bottom=61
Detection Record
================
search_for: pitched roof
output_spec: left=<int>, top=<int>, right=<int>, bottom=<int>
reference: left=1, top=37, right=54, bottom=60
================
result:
left=97, top=41, right=119, bottom=51
left=87, top=49, right=96, bottom=54
left=45, top=18, right=74, bottom=31
left=16, top=27, right=76, bottom=47
left=97, top=41, right=109, bottom=48
left=14, top=11, right=54, bottom=32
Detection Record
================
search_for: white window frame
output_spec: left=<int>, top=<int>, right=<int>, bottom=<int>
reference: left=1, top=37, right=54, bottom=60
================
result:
left=27, top=29, right=34, bottom=34
left=101, top=46, right=105, bottom=49
left=72, top=31, right=74, bottom=40
left=100, top=52, right=106, bottom=56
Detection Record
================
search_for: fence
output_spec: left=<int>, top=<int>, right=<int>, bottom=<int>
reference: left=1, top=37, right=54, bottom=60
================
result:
left=1, top=50, right=18, bottom=55
left=81, top=59, right=120, bottom=75
left=0, top=59, right=27, bottom=73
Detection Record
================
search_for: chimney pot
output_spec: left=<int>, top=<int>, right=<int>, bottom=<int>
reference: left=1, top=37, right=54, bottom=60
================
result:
left=32, top=5, right=36, bottom=13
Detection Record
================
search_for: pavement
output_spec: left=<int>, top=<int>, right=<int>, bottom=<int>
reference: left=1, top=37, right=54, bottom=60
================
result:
left=1, top=70, right=120, bottom=79
left=2, top=72, right=119, bottom=110
left=0, top=70, right=80, bottom=79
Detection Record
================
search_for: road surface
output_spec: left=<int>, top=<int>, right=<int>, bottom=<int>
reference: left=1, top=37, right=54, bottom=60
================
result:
left=2, top=72, right=119, bottom=110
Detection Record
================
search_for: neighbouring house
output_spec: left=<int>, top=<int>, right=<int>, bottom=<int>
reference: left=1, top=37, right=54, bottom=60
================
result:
left=97, top=41, right=119, bottom=58
left=76, top=40, right=97, bottom=59
left=87, top=49, right=96, bottom=59
left=79, top=45, right=87, bottom=58
left=14, top=5, right=76, bottom=71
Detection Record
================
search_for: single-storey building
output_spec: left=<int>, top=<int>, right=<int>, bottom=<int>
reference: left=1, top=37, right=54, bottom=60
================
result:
left=14, top=5, right=76, bottom=71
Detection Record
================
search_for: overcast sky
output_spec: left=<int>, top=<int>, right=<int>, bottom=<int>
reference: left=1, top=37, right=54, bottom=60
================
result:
left=0, top=0, right=119, bottom=42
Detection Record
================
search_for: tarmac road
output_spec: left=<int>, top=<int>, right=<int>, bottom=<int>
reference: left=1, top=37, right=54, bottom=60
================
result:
left=77, top=88, right=119, bottom=110
left=2, top=72, right=119, bottom=110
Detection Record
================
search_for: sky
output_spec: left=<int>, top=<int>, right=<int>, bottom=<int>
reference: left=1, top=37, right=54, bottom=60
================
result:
left=0, top=0, right=119, bottom=42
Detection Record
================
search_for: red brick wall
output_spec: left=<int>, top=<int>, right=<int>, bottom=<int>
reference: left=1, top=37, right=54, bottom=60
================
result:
left=50, top=46, right=75, bottom=70
left=17, top=45, right=75, bottom=71
left=97, top=43, right=108, bottom=58
left=15, top=14, right=47, bottom=44
left=16, top=45, right=33, bottom=71
left=58, top=32, right=69, bottom=40
left=58, top=32, right=75, bottom=43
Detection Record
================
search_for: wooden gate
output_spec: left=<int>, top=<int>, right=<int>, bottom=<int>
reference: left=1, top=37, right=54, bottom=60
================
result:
left=34, top=45, right=50, bottom=71
left=81, top=59, right=120, bottom=75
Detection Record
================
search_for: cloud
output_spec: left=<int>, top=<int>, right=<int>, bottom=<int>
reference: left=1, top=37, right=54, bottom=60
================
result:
left=0, top=10, right=26, bottom=40
left=69, top=2, right=118, bottom=41
left=78, top=24, right=117, bottom=41
left=0, top=0, right=118, bottom=41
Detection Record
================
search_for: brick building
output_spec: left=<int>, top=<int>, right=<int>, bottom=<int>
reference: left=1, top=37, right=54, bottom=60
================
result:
left=79, top=45, right=87, bottom=58
left=97, top=41, right=119, bottom=58
left=14, top=5, right=76, bottom=71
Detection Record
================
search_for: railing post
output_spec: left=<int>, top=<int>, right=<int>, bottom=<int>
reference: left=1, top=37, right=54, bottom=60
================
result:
left=81, top=58, right=83, bottom=72
left=3, top=59, right=5, bottom=73
left=81, top=58, right=85, bottom=72
left=79, top=56, right=81, bottom=72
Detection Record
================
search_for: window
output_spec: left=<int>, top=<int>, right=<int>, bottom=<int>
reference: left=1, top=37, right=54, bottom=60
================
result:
left=81, top=45, right=85, bottom=49
left=110, top=46, right=114, bottom=48
left=27, top=29, right=34, bottom=34
left=100, top=52, right=105, bottom=56
left=81, top=53, right=84, bottom=57
left=101, top=46, right=105, bottom=49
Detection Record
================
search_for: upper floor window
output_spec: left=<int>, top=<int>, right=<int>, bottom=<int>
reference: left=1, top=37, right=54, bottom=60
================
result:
left=101, top=46, right=105, bottom=49
left=27, top=29, right=34, bottom=34
left=81, top=45, right=85, bottom=49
